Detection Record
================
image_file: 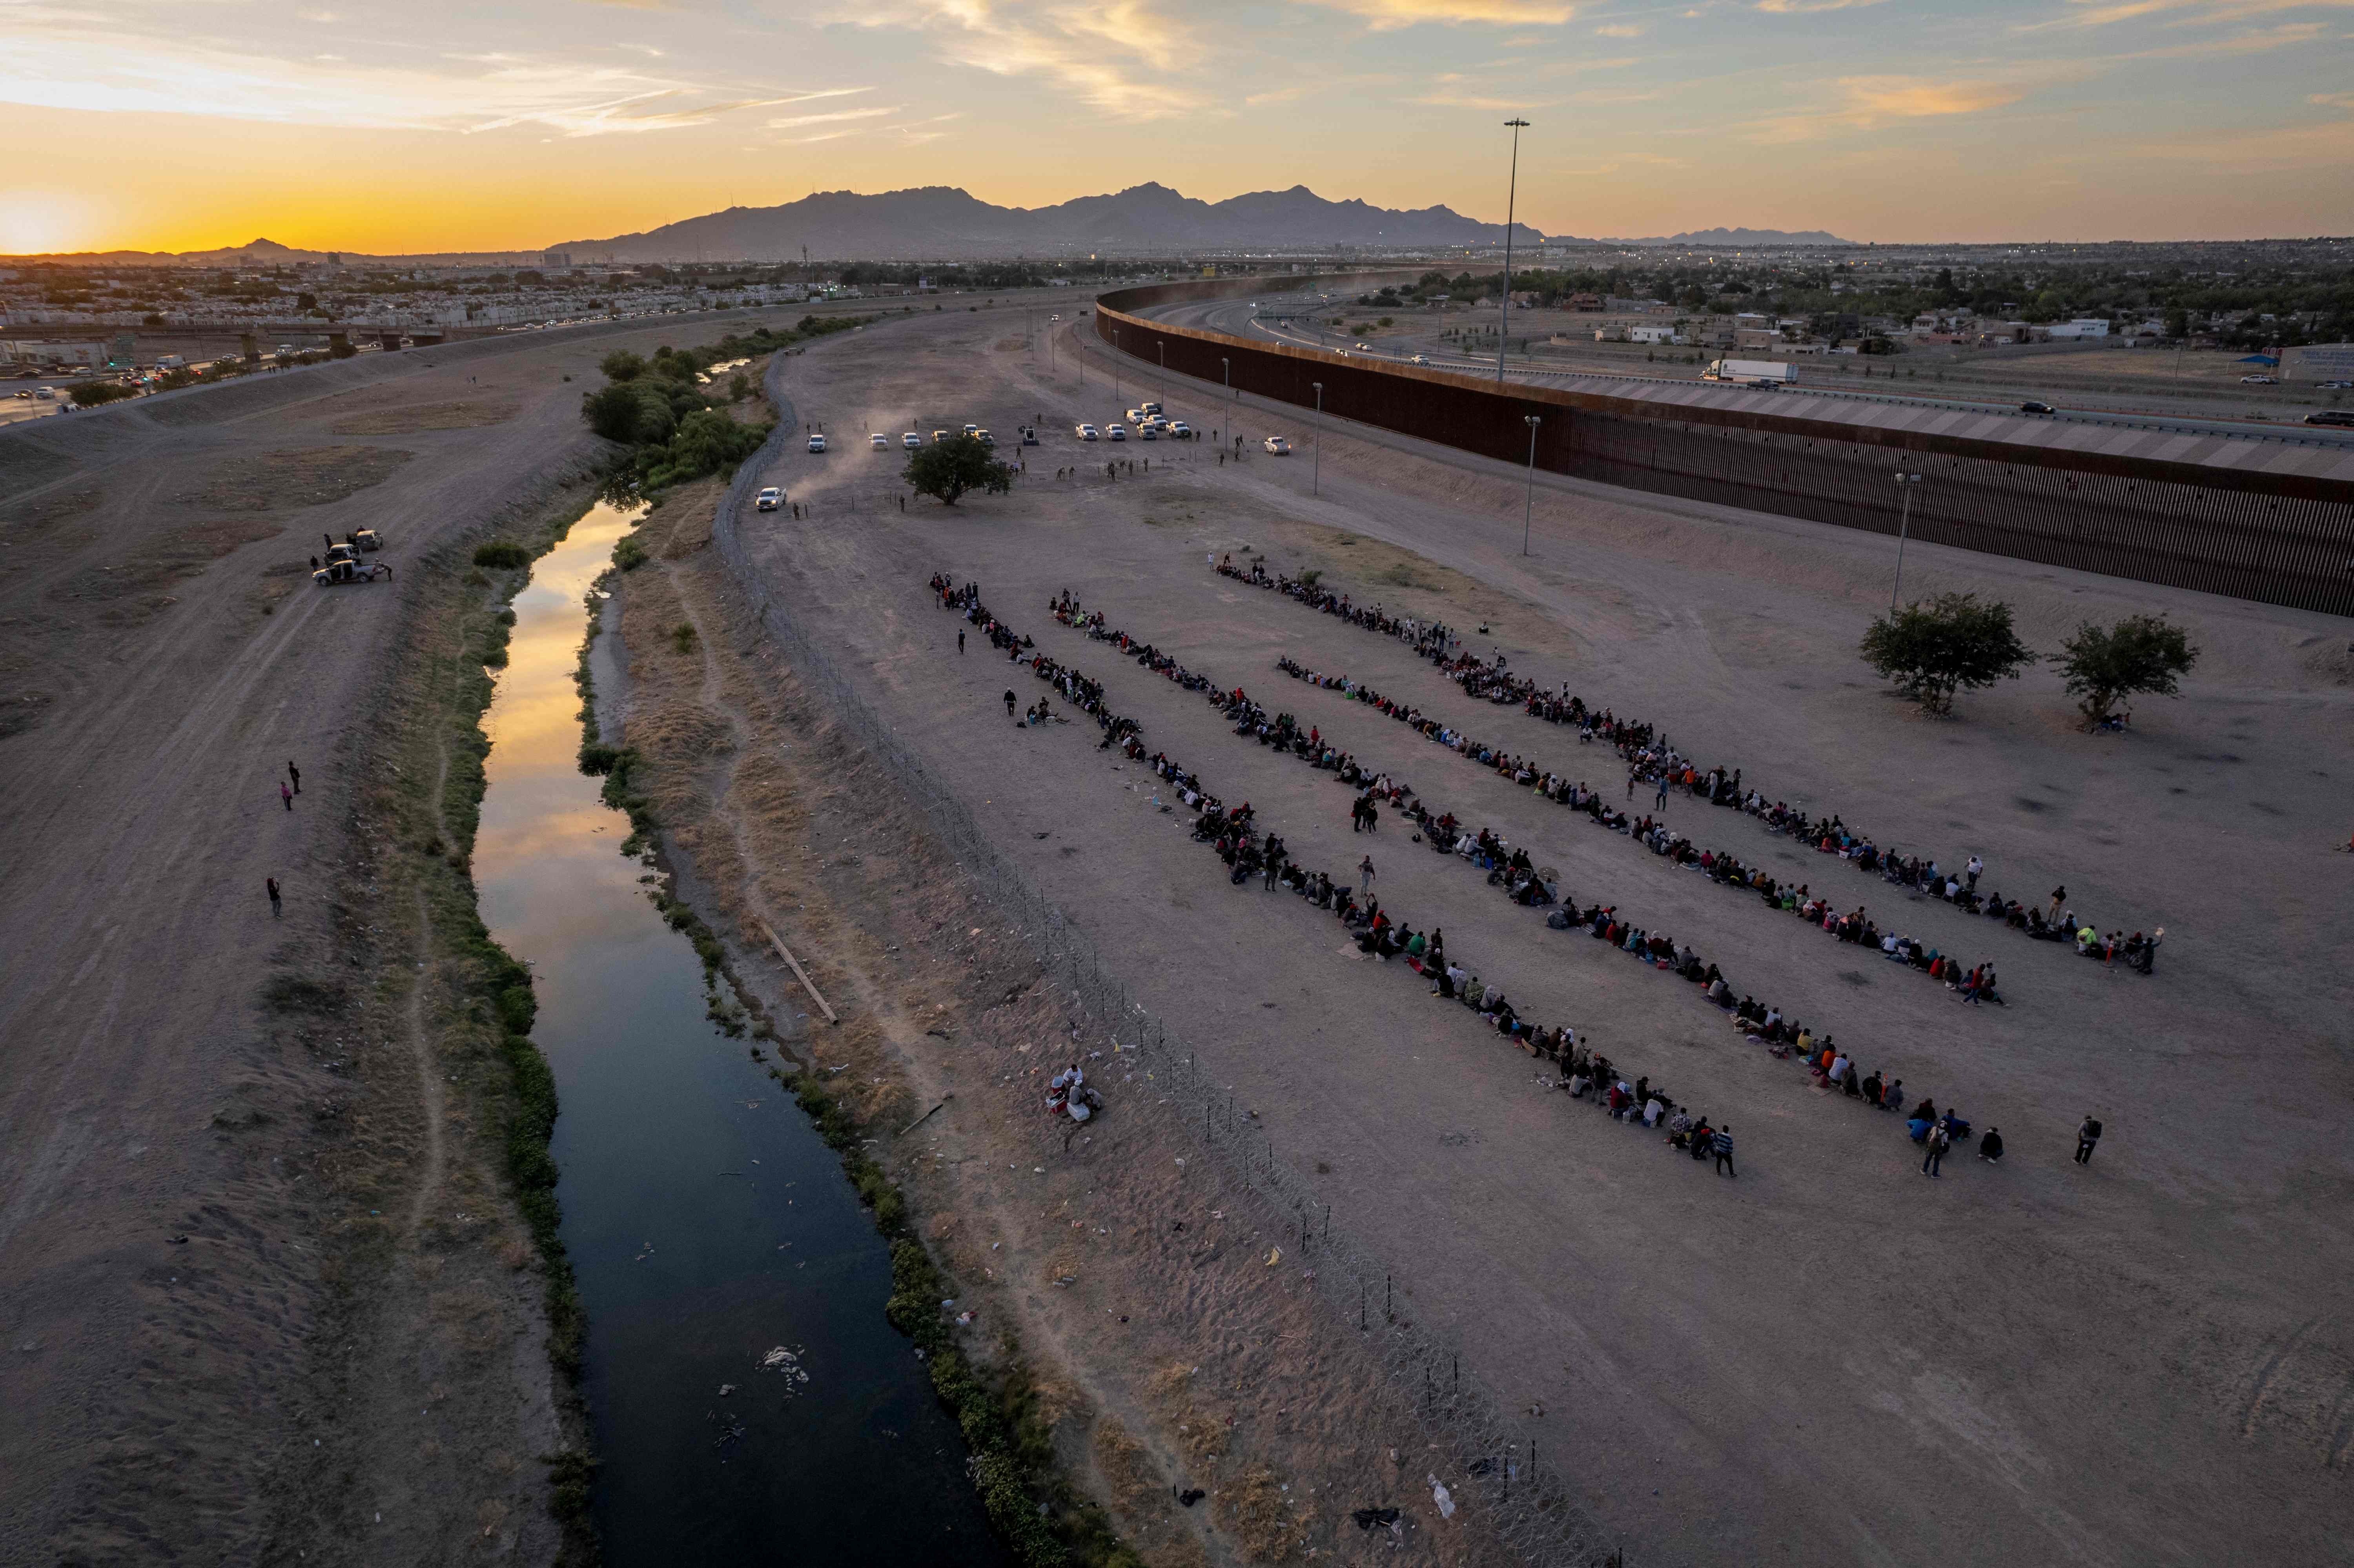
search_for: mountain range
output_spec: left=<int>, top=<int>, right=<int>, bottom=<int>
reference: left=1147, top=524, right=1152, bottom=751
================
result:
left=549, top=183, right=1552, bottom=262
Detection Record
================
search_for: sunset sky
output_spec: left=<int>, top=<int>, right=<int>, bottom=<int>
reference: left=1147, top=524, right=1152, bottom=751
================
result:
left=3, top=0, right=2350, bottom=254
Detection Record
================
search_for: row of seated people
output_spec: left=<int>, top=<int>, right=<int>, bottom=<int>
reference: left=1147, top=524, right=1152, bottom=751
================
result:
left=997, top=576, right=2001, bottom=1180
left=1231, top=561, right=2139, bottom=969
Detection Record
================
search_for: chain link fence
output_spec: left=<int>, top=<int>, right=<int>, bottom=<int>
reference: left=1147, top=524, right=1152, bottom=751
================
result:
left=709, top=361, right=1621, bottom=1566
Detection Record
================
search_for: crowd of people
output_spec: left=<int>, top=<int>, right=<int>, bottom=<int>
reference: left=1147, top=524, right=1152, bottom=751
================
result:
left=1215, top=554, right=2161, bottom=978
left=998, top=583, right=2010, bottom=1176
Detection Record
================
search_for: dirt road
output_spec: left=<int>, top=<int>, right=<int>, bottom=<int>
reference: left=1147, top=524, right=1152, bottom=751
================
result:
left=711, top=306, right=2354, bottom=1564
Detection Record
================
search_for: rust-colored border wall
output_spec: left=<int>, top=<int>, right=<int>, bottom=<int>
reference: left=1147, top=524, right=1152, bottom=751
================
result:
left=1094, top=280, right=2354, bottom=617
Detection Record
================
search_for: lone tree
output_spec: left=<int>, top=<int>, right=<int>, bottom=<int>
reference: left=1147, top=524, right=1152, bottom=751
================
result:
left=1858, top=592, right=2036, bottom=715
left=904, top=435, right=1013, bottom=507
left=2052, top=613, right=2199, bottom=728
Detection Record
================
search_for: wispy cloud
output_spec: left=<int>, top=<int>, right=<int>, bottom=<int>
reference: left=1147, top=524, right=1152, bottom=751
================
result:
left=765, top=105, right=899, bottom=128
left=847, top=0, right=1216, bottom=119
left=1594, top=21, right=1646, bottom=33
left=2123, top=20, right=2330, bottom=52
left=1744, top=69, right=2071, bottom=140
left=2020, top=0, right=2354, bottom=30
left=0, top=31, right=800, bottom=136
left=1756, top=0, right=1887, bottom=12
left=1296, top=0, right=1578, bottom=26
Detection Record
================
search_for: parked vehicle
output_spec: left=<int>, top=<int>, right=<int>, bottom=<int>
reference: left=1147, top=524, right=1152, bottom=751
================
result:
left=2241, top=374, right=2277, bottom=384
left=1139, top=401, right=1162, bottom=416
left=1263, top=435, right=1292, bottom=454
left=903, top=432, right=922, bottom=448
left=1167, top=421, right=1192, bottom=438
left=807, top=433, right=827, bottom=453
left=932, top=429, right=952, bottom=443
left=351, top=527, right=384, bottom=552
left=976, top=430, right=995, bottom=446
left=756, top=487, right=783, bottom=511
left=313, top=556, right=391, bottom=586
left=1106, top=423, right=1128, bottom=441
left=1075, top=423, right=1100, bottom=441
left=2304, top=410, right=2354, bottom=427
left=871, top=432, right=889, bottom=448
left=1137, top=424, right=1157, bottom=441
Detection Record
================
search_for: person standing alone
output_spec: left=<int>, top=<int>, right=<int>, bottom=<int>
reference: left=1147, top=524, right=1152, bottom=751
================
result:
left=280, top=779, right=293, bottom=811
left=2074, top=1115, right=2103, bottom=1165
left=287, top=761, right=301, bottom=796
left=1712, top=1124, right=1736, bottom=1177
left=957, top=630, right=966, bottom=655
left=1358, top=854, right=1376, bottom=898
left=266, top=877, right=282, bottom=918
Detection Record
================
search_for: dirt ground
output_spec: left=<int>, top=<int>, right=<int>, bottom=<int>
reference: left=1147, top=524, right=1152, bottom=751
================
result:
left=701, top=308, right=2354, bottom=1565
left=607, top=482, right=1538, bottom=1566
left=0, top=305, right=863, bottom=1565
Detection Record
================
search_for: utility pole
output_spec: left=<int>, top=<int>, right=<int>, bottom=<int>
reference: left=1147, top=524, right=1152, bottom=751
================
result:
left=1522, top=415, right=1541, bottom=555
left=1498, top=117, right=1529, bottom=386
left=1890, top=472, right=1923, bottom=612
left=1311, top=381, right=1325, bottom=497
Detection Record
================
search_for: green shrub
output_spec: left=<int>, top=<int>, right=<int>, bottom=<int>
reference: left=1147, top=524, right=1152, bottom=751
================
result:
left=69, top=381, right=137, bottom=408
left=473, top=541, right=530, bottom=570
left=612, top=535, right=648, bottom=572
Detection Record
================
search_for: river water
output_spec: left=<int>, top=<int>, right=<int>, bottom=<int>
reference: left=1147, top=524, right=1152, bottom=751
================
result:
left=472, top=500, right=1005, bottom=1563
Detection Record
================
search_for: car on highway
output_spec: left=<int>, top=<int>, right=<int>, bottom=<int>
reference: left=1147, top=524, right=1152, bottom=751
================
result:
left=2241, top=374, right=2277, bottom=384
left=1408, top=355, right=1429, bottom=366
left=871, top=432, right=889, bottom=448
left=756, top=486, right=783, bottom=511
left=2318, top=380, right=2354, bottom=390
left=2019, top=401, right=2055, bottom=415
left=1106, top=423, right=1128, bottom=441
left=34, top=386, right=55, bottom=400
left=1263, top=435, right=1292, bottom=455
left=1075, top=423, right=1100, bottom=441
left=807, top=433, right=827, bottom=453
left=2305, top=410, right=2354, bottom=427
left=902, top=432, right=921, bottom=448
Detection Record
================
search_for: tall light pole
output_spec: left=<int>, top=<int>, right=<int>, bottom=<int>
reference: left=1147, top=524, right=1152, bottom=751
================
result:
left=1498, top=117, right=1529, bottom=386
left=1112, top=327, right=1122, bottom=403
left=1310, top=381, right=1324, bottom=497
left=1890, top=471, right=1923, bottom=612
left=1521, top=414, right=1541, bottom=555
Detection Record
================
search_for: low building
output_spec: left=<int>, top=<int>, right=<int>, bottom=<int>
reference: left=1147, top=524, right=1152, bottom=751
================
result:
left=1565, top=292, right=1603, bottom=312
left=2047, top=318, right=2112, bottom=339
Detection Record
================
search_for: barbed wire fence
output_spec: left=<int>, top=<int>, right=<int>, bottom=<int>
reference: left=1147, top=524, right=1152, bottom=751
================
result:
left=711, top=363, right=1622, bottom=1566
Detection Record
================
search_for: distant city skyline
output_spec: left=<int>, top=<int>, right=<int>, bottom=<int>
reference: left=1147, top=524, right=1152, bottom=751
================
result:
left=4, top=0, right=2350, bottom=255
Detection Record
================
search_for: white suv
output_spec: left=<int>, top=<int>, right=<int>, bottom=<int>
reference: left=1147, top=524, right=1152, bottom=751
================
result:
left=807, top=433, right=827, bottom=453
left=870, top=433, right=889, bottom=448
left=1075, top=423, right=1100, bottom=441
left=1106, top=423, right=1128, bottom=441
left=756, top=486, right=783, bottom=511
left=1263, top=435, right=1292, bottom=455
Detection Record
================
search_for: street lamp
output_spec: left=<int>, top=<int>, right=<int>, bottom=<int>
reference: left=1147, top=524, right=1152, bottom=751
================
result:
left=1112, top=327, right=1121, bottom=402
left=1498, top=117, right=1529, bottom=386
left=1890, top=472, right=1923, bottom=612
left=1521, top=415, right=1541, bottom=555
left=1311, top=381, right=1325, bottom=497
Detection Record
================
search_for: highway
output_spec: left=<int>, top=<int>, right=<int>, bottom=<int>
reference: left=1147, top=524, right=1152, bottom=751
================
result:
left=1137, top=292, right=2354, bottom=452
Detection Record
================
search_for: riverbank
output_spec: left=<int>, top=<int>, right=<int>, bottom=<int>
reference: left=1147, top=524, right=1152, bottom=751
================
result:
left=604, top=484, right=1516, bottom=1567
left=260, top=479, right=604, bottom=1563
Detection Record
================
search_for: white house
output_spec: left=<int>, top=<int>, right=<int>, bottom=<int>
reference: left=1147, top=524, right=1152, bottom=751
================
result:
left=2047, top=318, right=2112, bottom=339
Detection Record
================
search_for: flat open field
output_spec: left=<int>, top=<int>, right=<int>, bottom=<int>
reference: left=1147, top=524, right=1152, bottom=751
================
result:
left=732, top=307, right=2354, bottom=1564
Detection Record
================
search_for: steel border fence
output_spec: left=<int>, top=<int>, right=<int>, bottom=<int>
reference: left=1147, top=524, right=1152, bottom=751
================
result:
left=704, top=353, right=1621, bottom=1566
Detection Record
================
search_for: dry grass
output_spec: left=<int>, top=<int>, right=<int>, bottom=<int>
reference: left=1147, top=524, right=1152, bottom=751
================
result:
left=175, top=446, right=414, bottom=511
left=330, top=402, right=518, bottom=435
left=1213, top=1463, right=1309, bottom=1563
